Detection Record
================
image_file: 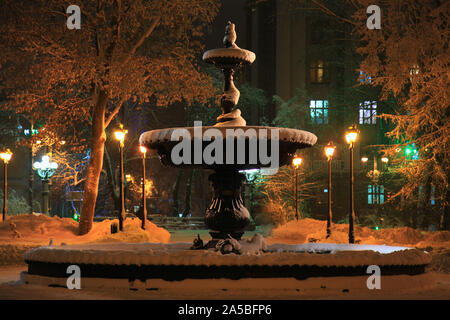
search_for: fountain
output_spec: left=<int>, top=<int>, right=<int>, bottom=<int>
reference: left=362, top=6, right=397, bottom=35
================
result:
left=21, top=22, right=431, bottom=287
left=139, top=21, right=317, bottom=250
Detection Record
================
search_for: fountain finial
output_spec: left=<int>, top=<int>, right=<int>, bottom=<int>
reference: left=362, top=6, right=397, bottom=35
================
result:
left=202, top=21, right=256, bottom=127
left=223, top=21, right=237, bottom=48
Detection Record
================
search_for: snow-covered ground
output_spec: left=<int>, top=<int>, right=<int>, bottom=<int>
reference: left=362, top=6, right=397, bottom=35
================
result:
left=0, top=214, right=449, bottom=299
left=0, top=267, right=448, bottom=299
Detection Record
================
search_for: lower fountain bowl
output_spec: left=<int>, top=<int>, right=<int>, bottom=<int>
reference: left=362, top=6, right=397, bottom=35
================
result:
left=23, top=243, right=431, bottom=283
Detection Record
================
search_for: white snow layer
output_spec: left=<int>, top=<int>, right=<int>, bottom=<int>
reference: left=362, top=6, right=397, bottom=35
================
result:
left=202, top=47, right=256, bottom=64
left=139, top=126, right=318, bottom=146
left=23, top=242, right=431, bottom=267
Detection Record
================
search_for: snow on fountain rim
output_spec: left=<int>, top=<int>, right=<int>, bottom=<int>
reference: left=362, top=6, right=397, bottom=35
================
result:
left=202, top=47, right=256, bottom=64
left=139, top=126, right=318, bottom=146
left=24, top=242, right=431, bottom=267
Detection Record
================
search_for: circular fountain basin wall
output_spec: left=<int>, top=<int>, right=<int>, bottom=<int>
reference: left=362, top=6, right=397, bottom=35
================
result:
left=23, top=243, right=431, bottom=282
left=139, top=126, right=317, bottom=170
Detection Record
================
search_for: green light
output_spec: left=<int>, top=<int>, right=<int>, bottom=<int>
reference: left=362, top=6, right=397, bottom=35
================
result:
left=405, top=147, right=412, bottom=155
left=375, top=226, right=379, bottom=230
left=73, top=213, right=79, bottom=222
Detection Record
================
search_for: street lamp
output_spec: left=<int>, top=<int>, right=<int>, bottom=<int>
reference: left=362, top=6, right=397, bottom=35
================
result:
left=139, top=145, right=147, bottom=230
left=292, top=156, right=303, bottom=220
left=1, top=149, right=13, bottom=222
left=345, top=124, right=359, bottom=244
left=324, top=142, right=336, bottom=238
left=33, top=154, right=58, bottom=215
left=114, top=124, right=127, bottom=231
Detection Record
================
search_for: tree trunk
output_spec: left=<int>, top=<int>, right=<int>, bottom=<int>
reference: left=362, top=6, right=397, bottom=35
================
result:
left=79, top=90, right=108, bottom=235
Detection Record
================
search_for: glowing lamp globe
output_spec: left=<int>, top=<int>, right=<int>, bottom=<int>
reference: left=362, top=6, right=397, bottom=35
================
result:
left=139, top=146, right=147, bottom=154
left=114, top=125, right=128, bottom=146
left=292, top=157, right=302, bottom=168
left=0, top=149, right=13, bottom=163
left=33, top=155, right=58, bottom=180
left=324, top=142, right=336, bottom=159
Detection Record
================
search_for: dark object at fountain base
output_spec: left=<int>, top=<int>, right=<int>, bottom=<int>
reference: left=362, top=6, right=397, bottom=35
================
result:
left=204, top=170, right=250, bottom=240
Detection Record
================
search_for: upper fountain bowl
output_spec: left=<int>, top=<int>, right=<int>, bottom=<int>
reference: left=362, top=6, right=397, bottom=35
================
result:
left=202, top=47, right=256, bottom=67
left=139, top=125, right=317, bottom=171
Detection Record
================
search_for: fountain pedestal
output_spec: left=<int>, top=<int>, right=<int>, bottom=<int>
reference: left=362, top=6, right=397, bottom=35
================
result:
left=205, top=170, right=250, bottom=242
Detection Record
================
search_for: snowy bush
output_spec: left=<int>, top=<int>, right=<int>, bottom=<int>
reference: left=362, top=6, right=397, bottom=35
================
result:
left=0, top=188, right=31, bottom=215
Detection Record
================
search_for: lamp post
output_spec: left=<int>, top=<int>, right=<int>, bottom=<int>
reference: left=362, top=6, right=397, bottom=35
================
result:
left=324, top=142, right=336, bottom=238
left=139, top=145, right=147, bottom=230
left=114, top=124, right=127, bottom=231
left=1, top=150, right=13, bottom=222
left=33, top=154, right=58, bottom=215
left=345, top=125, right=359, bottom=244
left=292, top=156, right=303, bottom=220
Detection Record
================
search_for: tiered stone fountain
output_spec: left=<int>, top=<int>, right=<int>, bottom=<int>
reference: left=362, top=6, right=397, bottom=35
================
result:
left=139, top=21, right=317, bottom=250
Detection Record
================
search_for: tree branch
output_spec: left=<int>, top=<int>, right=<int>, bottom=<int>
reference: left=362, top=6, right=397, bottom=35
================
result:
left=104, top=97, right=126, bottom=128
left=122, top=16, right=160, bottom=65
left=311, top=0, right=356, bottom=26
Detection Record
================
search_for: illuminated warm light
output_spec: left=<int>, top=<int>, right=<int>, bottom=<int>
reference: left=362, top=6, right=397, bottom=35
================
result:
left=0, top=149, right=13, bottom=163
left=36, top=140, right=42, bottom=145
left=324, top=142, right=336, bottom=159
left=345, top=124, right=359, bottom=146
left=139, top=146, right=147, bottom=154
left=361, top=157, right=369, bottom=163
left=345, top=132, right=357, bottom=144
left=125, top=174, right=133, bottom=183
left=114, top=124, right=128, bottom=146
left=381, top=157, right=389, bottom=163
left=60, top=140, right=66, bottom=145
left=292, top=157, right=302, bottom=168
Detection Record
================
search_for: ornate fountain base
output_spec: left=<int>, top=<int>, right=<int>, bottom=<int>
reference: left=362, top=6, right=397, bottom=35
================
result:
left=204, top=170, right=250, bottom=243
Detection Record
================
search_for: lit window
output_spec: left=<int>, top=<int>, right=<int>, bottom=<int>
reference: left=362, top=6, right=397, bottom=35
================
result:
left=310, top=60, right=328, bottom=83
left=359, top=70, right=372, bottom=84
left=310, top=100, right=328, bottom=124
left=359, top=101, right=377, bottom=124
left=368, top=185, right=384, bottom=204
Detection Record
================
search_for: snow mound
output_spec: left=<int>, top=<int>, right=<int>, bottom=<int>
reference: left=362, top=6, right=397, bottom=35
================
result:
left=267, top=218, right=450, bottom=247
left=93, top=218, right=170, bottom=244
left=0, top=244, right=37, bottom=265
left=0, top=214, right=170, bottom=245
